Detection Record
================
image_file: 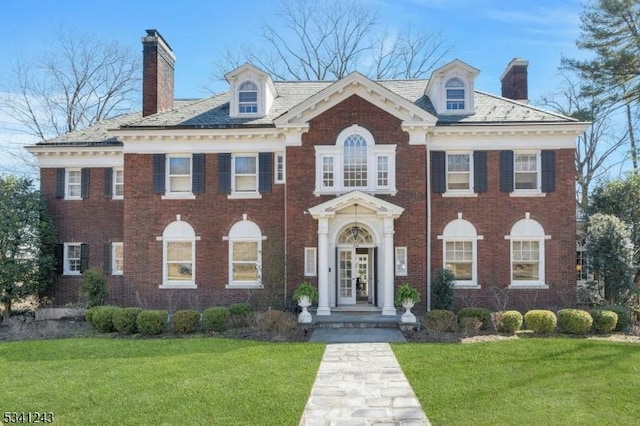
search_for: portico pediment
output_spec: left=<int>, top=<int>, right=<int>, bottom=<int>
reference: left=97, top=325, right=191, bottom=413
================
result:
left=308, top=190, right=404, bottom=219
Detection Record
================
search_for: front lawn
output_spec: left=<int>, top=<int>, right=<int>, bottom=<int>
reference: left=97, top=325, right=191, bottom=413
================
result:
left=393, top=338, right=640, bottom=425
left=0, top=338, right=324, bottom=425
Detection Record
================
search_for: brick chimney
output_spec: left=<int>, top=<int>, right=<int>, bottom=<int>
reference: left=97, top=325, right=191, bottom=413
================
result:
left=142, top=29, right=175, bottom=117
left=500, top=58, right=528, bottom=103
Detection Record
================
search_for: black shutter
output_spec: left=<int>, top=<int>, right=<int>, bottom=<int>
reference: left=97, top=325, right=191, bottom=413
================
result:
left=192, top=153, right=205, bottom=194
left=54, top=244, right=64, bottom=274
left=104, top=244, right=112, bottom=274
left=431, top=151, right=446, bottom=193
left=258, top=153, right=273, bottom=193
left=218, top=153, right=232, bottom=193
left=500, top=151, right=514, bottom=193
left=81, top=168, right=90, bottom=199
left=473, top=151, right=487, bottom=193
left=104, top=168, right=113, bottom=198
left=152, top=154, right=166, bottom=193
left=80, top=243, right=89, bottom=273
left=55, top=169, right=65, bottom=199
left=541, top=150, right=556, bottom=193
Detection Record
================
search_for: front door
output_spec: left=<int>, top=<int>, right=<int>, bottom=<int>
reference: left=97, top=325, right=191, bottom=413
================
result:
left=356, top=253, right=368, bottom=300
left=338, top=248, right=356, bottom=305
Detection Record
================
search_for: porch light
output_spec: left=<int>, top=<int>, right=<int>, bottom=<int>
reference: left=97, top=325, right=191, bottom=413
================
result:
left=352, top=203, right=360, bottom=240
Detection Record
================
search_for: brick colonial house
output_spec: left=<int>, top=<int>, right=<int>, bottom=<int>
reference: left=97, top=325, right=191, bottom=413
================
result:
left=27, top=30, right=588, bottom=315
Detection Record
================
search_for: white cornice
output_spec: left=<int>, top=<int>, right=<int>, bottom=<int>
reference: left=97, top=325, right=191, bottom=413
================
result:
left=430, top=122, right=589, bottom=137
left=25, top=146, right=123, bottom=168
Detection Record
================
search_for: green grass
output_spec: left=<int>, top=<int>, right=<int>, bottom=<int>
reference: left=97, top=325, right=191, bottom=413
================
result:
left=393, top=338, right=640, bottom=425
left=0, top=338, right=324, bottom=425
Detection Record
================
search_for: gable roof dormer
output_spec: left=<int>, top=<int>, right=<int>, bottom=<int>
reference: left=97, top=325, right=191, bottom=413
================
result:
left=426, top=59, right=479, bottom=116
left=225, top=63, right=278, bottom=118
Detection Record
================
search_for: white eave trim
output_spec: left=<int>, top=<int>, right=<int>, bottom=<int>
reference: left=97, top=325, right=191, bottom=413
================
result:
left=25, top=145, right=124, bottom=168
left=430, top=122, right=590, bottom=137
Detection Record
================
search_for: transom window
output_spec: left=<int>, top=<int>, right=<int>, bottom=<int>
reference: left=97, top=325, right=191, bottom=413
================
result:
left=238, top=81, right=258, bottom=114
left=447, top=153, right=471, bottom=191
left=338, top=225, right=373, bottom=245
left=168, top=156, right=191, bottom=193
left=343, top=134, right=368, bottom=187
left=515, top=153, right=538, bottom=190
left=233, top=156, right=258, bottom=193
left=445, top=78, right=465, bottom=110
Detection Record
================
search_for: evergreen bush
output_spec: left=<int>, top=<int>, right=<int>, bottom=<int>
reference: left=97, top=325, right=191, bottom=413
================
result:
left=171, top=310, right=200, bottom=334
left=202, top=307, right=230, bottom=332
left=422, top=310, right=457, bottom=334
left=500, top=310, right=523, bottom=333
left=229, top=303, right=255, bottom=327
left=136, top=310, right=167, bottom=335
left=524, top=310, right=557, bottom=334
left=80, top=269, right=108, bottom=308
left=557, top=309, right=593, bottom=334
left=113, top=307, right=142, bottom=334
left=431, top=268, right=455, bottom=310
left=590, top=309, right=618, bottom=333
left=91, top=306, right=121, bottom=333
left=457, top=307, right=491, bottom=330
left=601, top=305, right=629, bottom=331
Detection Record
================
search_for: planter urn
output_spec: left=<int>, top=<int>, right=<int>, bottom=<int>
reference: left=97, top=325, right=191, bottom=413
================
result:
left=297, top=295, right=313, bottom=323
left=400, top=299, right=416, bottom=323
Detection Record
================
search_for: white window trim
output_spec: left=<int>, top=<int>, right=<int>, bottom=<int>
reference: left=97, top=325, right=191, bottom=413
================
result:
left=65, top=169, right=82, bottom=201
left=157, top=218, right=199, bottom=289
left=233, top=79, right=263, bottom=118
left=304, top=247, right=317, bottom=277
left=228, top=154, right=261, bottom=199
left=63, top=242, right=82, bottom=276
left=223, top=218, right=265, bottom=289
left=395, top=247, right=408, bottom=276
left=438, top=216, right=483, bottom=288
left=162, top=155, right=196, bottom=200
left=444, top=151, right=475, bottom=197
left=512, top=151, right=543, bottom=197
left=275, top=153, right=285, bottom=184
left=314, top=126, right=396, bottom=195
left=112, top=242, right=123, bottom=275
left=445, top=78, right=466, bottom=111
left=506, top=216, right=550, bottom=288
left=113, top=167, right=124, bottom=200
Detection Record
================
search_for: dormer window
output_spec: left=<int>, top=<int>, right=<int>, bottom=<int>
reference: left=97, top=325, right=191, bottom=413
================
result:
left=238, top=81, right=258, bottom=114
left=445, top=78, right=465, bottom=110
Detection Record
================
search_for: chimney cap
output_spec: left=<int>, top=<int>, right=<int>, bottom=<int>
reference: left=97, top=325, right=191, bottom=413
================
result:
left=500, top=58, right=528, bottom=81
left=143, top=29, right=175, bottom=56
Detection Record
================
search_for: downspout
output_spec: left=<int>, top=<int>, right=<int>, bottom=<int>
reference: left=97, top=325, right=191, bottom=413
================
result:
left=283, top=151, right=289, bottom=308
left=426, top=136, right=432, bottom=312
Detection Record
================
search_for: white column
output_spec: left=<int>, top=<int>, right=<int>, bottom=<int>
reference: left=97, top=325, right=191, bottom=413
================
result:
left=316, top=217, right=331, bottom=315
left=382, top=216, right=397, bottom=316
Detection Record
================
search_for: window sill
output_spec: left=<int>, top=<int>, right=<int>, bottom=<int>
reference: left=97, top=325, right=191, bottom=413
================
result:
left=111, top=272, right=124, bottom=276
left=442, top=192, right=478, bottom=198
left=112, top=196, right=124, bottom=200
left=509, top=191, right=546, bottom=198
left=159, top=284, right=197, bottom=289
left=508, top=284, right=549, bottom=289
left=227, top=193, right=262, bottom=200
left=63, top=197, right=83, bottom=201
left=161, top=193, right=196, bottom=200
left=63, top=273, right=82, bottom=277
left=453, top=284, right=480, bottom=289
left=225, top=284, right=263, bottom=290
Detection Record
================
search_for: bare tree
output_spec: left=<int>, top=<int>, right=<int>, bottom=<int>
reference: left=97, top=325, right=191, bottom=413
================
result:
left=539, top=74, right=628, bottom=211
left=213, top=0, right=452, bottom=82
left=1, top=30, right=140, bottom=141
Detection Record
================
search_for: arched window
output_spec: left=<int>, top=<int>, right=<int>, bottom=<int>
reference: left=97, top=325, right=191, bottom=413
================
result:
left=225, top=218, right=263, bottom=288
left=343, top=134, right=368, bottom=188
left=445, top=78, right=465, bottom=110
left=338, top=225, right=374, bottom=245
left=439, top=217, right=482, bottom=287
left=161, top=218, right=197, bottom=288
left=508, top=216, right=547, bottom=287
left=238, top=81, right=258, bottom=114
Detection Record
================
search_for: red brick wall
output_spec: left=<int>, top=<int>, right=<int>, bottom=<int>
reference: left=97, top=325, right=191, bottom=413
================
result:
left=40, top=167, right=124, bottom=306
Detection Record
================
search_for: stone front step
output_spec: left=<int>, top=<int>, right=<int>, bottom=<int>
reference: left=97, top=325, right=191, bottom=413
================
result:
left=313, top=312, right=415, bottom=329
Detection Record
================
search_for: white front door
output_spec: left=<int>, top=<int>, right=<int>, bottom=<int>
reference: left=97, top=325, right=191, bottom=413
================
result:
left=338, top=248, right=356, bottom=305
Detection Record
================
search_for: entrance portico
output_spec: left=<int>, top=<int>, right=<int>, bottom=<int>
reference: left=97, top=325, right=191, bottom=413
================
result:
left=308, top=191, right=404, bottom=316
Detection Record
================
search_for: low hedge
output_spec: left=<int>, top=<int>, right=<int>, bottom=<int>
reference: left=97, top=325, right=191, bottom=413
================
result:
left=557, top=309, right=593, bottom=335
left=91, top=306, right=121, bottom=333
left=85, top=307, right=98, bottom=327
left=171, top=310, right=200, bottom=334
left=524, top=310, right=557, bottom=334
left=422, top=310, right=457, bottom=334
left=600, top=305, right=629, bottom=332
left=590, top=309, right=618, bottom=333
left=229, top=303, right=254, bottom=327
left=136, top=310, right=168, bottom=335
left=457, top=307, right=491, bottom=330
left=202, top=307, right=230, bottom=332
left=113, top=307, right=143, bottom=334
left=496, top=310, right=523, bottom=333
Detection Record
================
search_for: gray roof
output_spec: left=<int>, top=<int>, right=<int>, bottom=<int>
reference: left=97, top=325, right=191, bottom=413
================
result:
left=36, top=79, right=577, bottom=146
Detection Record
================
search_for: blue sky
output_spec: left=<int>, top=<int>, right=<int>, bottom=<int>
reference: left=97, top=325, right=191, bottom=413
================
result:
left=0, top=0, right=585, bottom=100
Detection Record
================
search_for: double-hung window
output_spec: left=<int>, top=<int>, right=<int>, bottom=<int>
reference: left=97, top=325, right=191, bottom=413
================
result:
left=225, top=218, right=264, bottom=288
left=233, top=155, right=258, bottom=193
left=445, top=78, right=465, bottom=110
left=275, top=154, right=285, bottom=183
left=113, top=168, right=124, bottom=199
left=167, top=156, right=191, bottom=194
left=439, top=217, right=482, bottom=287
left=112, top=242, right=124, bottom=275
left=447, top=153, right=471, bottom=191
left=160, top=219, right=198, bottom=288
left=238, top=81, right=258, bottom=114
left=64, top=243, right=82, bottom=275
left=507, top=215, right=548, bottom=288
left=66, top=169, right=82, bottom=200
left=514, top=153, right=538, bottom=190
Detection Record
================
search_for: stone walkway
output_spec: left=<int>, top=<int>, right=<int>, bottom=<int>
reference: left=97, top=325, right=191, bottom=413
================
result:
left=299, top=343, right=430, bottom=426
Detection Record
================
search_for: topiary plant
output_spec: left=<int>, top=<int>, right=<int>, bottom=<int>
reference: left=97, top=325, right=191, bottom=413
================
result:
left=113, top=307, right=143, bottom=334
left=171, top=309, right=200, bottom=334
left=431, top=268, right=455, bottom=310
left=524, top=310, right=557, bottom=334
left=202, top=307, right=230, bottom=332
left=136, top=310, right=168, bottom=335
left=557, top=309, right=593, bottom=334
left=457, top=307, right=491, bottom=330
left=590, top=309, right=618, bottom=333
left=91, top=306, right=121, bottom=333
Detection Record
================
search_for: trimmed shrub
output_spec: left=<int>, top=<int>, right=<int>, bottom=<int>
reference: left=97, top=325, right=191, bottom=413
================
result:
left=229, top=303, right=255, bottom=327
left=85, top=306, right=98, bottom=327
left=202, top=307, right=230, bottom=332
left=557, top=309, right=593, bottom=334
left=136, top=310, right=168, bottom=335
left=113, top=307, right=142, bottom=334
left=590, top=309, right=618, bottom=333
left=501, top=310, right=523, bottom=333
left=459, top=317, right=482, bottom=335
left=457, top=307, right=491, bottom=330
left=431, top=268, right=455, bottom=310
left=601, top=305, right=629, bottom=332
left=257, top=310, right=297, bottom=337
left=80, top=269, right=108, bottom=308
left=422, top=310, right=457, bottom=334
left=91, top=306, right=121, bottom=333
left=524, top=310, right=557, bottom=334
left=171, top=310, right=200, bottom=334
